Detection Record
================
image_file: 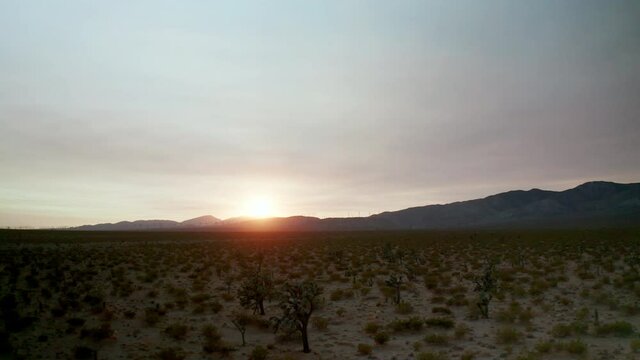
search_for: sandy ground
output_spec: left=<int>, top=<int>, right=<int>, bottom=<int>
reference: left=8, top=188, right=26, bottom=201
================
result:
left=1, top=230, right=639, bottom=359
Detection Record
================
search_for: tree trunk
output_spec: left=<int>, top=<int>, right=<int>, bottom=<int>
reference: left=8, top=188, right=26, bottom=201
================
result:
left=301, top=324, right=310, bottom=353
left=259, top=300, right=265, bottom=315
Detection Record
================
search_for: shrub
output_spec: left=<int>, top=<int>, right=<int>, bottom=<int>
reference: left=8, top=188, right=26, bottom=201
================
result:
left=202, top=324, right=221, bottom=341
left=374, top=332, right=389, bottom=345
left=563, top=339, right=587, bottom=355
left=330, top=288, right=352, bottom=301
left=209, top=300, right=223, bottom=313
left=550, top=322, right=587, bottom=338
left=67, top=318, right=86, bottom=327
left=396, top=301, right=414, bottom=314
left=80, top=323, right=113, bottom=341
left=514, top=352, right=538, bottom=360
left=496, top=326, right=521, bottom=344
left=249, top=345, right=268, bottom=360
left=357, top=343, right=372, bottom=355
left=364, top=322, right=381, bottom=335
left=424, top=333, right=448, bottom=345
left=202, top=325, right=221, bottom=353
left=460, top=350, right=475, bottom=360
left=312, top=316, right=328, bottom=331
left=144, top=307, right=162, bottom=326
left=424, top=317, right=454, bottom=329
left=454, top=324, right=470, bottom=339
left=431, top=307, right=452, bottom=315
left=630, top=339, right=640, bottom=353
left=389, top=317, right=423, bottom=332
left=417, top=351, right=448, bottom=360
left=534, top=340, right=553, bottom=353
left=164, top=323, right=188, bottom=340
left=73, top=346, right=95, bottom=359
left=550, top=323, right=572, bottom=338
left=595, top=321, right=634, bottom=337
left=157, top=347, right=185, bottom=360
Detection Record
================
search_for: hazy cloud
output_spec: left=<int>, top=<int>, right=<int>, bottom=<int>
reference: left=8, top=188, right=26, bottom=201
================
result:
left=1, top=0, right=639, bottom=227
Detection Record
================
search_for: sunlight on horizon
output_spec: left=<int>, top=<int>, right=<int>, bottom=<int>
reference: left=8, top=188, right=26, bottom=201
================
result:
left=243, top=196, right=277, bottom=218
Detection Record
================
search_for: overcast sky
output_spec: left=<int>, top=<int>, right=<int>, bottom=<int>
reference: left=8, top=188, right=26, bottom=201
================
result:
left=1, top=0, right=639, bottom=227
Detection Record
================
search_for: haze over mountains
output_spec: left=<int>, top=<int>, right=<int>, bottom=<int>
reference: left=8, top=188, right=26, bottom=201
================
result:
left=73, top=181, right=640, bottom=231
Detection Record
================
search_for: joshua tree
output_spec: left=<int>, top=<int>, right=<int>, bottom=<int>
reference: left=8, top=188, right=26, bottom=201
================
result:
left=271, top=280, right=323, bottom=353
left=238, top=270, right=273, bottom=315
left=231, top=313, right=248, bottom=346
left=345, top=266, right=358, bottom=285
left=627, top=251, right=640, bottom=273
left=473, top=262, right=498, bottom=319
left=223, top=274, right=234, bottom=294
left=385, top=273, right=403, bottom=304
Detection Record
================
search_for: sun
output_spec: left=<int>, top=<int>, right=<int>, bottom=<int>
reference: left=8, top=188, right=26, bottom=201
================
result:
left=245, top=196, right=275, bottom=218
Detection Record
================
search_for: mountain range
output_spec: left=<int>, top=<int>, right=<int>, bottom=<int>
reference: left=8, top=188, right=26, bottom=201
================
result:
left=72, top=181, right=640, bottom=231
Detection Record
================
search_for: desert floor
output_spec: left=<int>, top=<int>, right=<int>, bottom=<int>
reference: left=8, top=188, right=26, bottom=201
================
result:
left=1, top=229, right=639, bottom=360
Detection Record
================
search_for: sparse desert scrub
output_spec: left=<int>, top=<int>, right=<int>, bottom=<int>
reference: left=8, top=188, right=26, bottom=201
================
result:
left=3, top=229, right=640, bottom=359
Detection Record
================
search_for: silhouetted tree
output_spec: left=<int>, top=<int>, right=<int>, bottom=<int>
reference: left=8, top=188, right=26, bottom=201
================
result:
left=271, top=280, right=323, bottom=353
left=385, top=273, right=403, bottom=304
left=473, top=262, right=498, bottom=318
left=238, top=270, right=273, bottom=315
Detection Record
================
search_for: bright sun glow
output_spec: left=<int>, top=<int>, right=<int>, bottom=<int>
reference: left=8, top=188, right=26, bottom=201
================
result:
left=245, top=196, right=275, bottom=218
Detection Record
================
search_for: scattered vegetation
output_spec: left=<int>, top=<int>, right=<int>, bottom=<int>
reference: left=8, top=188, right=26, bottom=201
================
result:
left=1, top=229, right=638, bottom=359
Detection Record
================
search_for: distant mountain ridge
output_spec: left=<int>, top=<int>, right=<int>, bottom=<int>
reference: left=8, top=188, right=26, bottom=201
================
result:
left=72, top=181, right=640, bottom=231
left=74, top=215, right=221, bottom=231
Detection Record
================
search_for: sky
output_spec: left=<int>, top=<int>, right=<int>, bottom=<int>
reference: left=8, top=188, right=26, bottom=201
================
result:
left=1, top=0, right=639, bottom=227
